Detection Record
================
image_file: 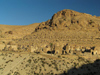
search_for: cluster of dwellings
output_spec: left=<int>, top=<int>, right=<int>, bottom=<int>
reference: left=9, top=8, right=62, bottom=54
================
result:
left=39, top=43, right=100, bottom=55
left=0, top=43, right=40, bottom=52
left=0, top=42, right=100, bottom=55
left=0, top=43, right=18, bottom=51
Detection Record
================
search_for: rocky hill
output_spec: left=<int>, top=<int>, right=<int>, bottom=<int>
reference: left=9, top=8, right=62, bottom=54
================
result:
left=35, top=9, right=100, bottom=31
left=16, top=9, right=100, bottom=48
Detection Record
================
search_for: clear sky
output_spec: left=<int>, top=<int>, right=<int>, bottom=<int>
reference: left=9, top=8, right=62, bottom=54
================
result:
left=0, top=0, right=100, bottom=25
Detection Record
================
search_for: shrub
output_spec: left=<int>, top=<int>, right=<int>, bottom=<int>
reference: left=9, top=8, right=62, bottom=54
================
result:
left=26, top=64, right=29, bottom=67
left=8, top=31, right=13, bottom=34
left=50, top=43, right=53, bottom=50
left=7, top=73, right=11, bottom=75
left=49, top=64, right=52, bottom=67
left=89, top=20, right=94, bottom=24
left=6, top=60, right=13, bottom=63
left=58, top=55, right=61, bottom=58
left=0, top=68, right=3, bottom=70
left=13, top=72, right=20, bottom=75
left=27, top=59, right=31, bottom=63
left=64, top=18, right=66, bottom=21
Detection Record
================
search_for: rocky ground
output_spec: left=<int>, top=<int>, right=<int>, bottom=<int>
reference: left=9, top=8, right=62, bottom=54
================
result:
left=0, top=51, right=100, bottom=75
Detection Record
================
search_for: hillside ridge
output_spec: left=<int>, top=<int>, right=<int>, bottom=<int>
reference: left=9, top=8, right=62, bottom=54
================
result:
left=35, top=9, right=100, bottom=32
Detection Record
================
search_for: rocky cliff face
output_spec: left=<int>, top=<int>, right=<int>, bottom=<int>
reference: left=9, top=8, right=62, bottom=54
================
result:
left=35, top=9, right=100, bottom=31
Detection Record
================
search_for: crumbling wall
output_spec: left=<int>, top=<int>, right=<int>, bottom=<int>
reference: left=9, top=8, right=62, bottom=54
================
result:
left=91, top=46, right=100, bottom=55
left=0, top=44, right=5, bottom=51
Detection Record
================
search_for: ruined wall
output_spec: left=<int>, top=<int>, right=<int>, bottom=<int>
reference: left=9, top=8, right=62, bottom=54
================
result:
left=91, top=46, right=100, bottom=55
left=0, top=44, right=5, bottom=51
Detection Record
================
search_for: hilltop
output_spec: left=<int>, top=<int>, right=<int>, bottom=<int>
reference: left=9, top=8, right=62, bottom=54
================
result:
left=35, top=9, right=100, bottom=31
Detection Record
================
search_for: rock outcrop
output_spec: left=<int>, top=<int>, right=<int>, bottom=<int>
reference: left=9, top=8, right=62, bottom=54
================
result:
left=35, top=9, right=100, bottom=31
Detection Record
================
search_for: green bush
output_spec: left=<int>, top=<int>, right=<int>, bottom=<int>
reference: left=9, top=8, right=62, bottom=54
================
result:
left=27, top=59, right=31, bottom=63
left=89, top=20, right=94, bottom=24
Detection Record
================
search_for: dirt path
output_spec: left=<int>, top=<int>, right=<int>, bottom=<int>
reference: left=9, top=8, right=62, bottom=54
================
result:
left=39, top=53, right=61, bottom=60
left=3, top=54, right=30, bottom=75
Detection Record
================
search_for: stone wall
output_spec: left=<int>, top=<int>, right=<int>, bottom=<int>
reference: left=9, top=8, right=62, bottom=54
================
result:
left=31, top=46, right=38, bottom=52
left=91, top=46, right=100, bottom=55
left=6, top=45, right=17, bottom=51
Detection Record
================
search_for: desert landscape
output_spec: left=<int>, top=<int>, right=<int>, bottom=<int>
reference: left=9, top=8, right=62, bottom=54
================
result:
left=0, top=9, right=100, bottom=75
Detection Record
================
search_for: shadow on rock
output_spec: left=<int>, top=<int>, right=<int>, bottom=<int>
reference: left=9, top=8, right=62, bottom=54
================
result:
left=59, top=59, right=100, bottom=75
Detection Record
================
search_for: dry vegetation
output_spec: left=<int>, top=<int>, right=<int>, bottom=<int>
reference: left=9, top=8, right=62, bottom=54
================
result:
left=0, top=52, right=99, bottom=75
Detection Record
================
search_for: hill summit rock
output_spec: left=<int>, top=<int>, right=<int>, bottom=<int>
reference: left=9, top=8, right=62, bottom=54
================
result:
left=35, top=9, right=100, bottom=31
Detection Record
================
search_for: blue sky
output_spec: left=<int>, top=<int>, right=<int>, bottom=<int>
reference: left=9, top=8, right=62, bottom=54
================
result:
left=0, top=0, right=100, bottom=25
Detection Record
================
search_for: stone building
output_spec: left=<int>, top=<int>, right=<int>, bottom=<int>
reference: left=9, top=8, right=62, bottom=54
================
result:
left=0, top=44, right=5, bottom=51
left=6, top=45, right=18, bottom=51
left=54, top=45, right=63, bottom=55
left=91, top=46, right=100, bottom=55
left=31, top=46, right=38, bottom=52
